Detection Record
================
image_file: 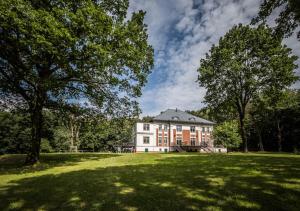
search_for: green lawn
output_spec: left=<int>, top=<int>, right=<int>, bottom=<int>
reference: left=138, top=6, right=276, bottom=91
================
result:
left=0, top=153, right=300, bottom=210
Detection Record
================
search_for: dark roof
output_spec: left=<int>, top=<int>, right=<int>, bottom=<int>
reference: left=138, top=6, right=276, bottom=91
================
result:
left=153, top=109, right=215, bottom=125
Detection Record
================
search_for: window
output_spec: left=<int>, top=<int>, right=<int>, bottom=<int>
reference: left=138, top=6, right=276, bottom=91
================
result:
left=143, top=124, right=150, bottom=131
left=176, top=138, right=182, bottom=145
left=207, top=127, right=210, bottom=133
left=158, top=137, right=162, bottom=144
left=176, top=125, right=182, bottom=132
left=202, top=127, right=205, bottom=132
left=172, top=116, right=179, bottom=120
left=164, top=137, right=168, bottom=144
left=159, top=148, right=162, bottom=152
left=143, top=136, right=150, bottom=144
left=164, top=149, right=168, bottom=153
left=159, top=124, right=162, bottom=131
left=190, top=126, right=195, bottom=133
left=145, top=148, right=148, bottom=152
left=164, top=124, right=168, bottom=130
left=191, top=137, right=196, bottom=146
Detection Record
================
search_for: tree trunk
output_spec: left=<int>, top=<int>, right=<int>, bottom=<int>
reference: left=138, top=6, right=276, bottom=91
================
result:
left=26, top=103, right=43, bottom=164
left=256, top=127, right=264, bottom=151
left=239, top=114, right=248, bottom=152
left=277, top=119, right=283, bottom=152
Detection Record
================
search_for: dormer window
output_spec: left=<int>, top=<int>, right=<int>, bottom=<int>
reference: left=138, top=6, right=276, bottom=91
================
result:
left=189, top=117, right=196, bottom=121
left=172, top=116, right=179, bottom=120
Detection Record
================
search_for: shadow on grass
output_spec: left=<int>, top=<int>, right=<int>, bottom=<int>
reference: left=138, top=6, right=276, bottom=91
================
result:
left=0, top=154, right=300, bottom=210
left=0, top=153, right=120, bottom=174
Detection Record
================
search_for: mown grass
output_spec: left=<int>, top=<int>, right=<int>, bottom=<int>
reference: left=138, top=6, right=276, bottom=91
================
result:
left=0, top=152, right=299, bottom=210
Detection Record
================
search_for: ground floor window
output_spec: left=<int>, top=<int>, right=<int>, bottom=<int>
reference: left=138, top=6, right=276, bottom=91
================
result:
left=164, top=149, right=168, bottom=153
left=176, top=138, right=182, bottom=145
left=143, top=136, right=150, bottom=144
left=191, top=138, right=196, bottom=146
left=145, top=148, right=148, bottom=152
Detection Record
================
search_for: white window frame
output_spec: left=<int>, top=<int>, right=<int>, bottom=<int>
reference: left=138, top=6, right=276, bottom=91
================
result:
left=164, top=124, right=168, bottom=130
left=176, top=137, right=182, bottom=145
left=164, top=137, right=168, bottom=144
left=159, top=124, right=162, bottom=131
left=143, top=124, right=150, bottom=131
left=143, top=136, right=150, bottom=144
left=158, top=137, right=162, bottom=144
left=190, top=126, right=195, bottom=133
left=176, top=125, right=182, bottom=132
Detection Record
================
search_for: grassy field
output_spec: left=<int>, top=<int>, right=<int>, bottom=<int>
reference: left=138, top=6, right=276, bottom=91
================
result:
left=0, top=153, right=300, bottom=211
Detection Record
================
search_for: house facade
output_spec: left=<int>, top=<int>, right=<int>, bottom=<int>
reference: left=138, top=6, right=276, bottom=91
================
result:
left=134, top=109, right=227, bottom=153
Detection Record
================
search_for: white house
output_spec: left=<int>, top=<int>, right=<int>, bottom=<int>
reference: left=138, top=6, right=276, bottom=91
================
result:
left=133, top=109, right=227, bottom=153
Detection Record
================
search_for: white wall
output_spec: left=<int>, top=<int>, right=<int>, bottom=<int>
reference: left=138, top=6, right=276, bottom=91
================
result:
left=135, top=122, right=215, bottom=152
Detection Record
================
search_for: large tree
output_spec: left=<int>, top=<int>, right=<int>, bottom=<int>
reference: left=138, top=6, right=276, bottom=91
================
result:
left=197, top=24, right=298, bottom=152
left=0, top=0, right=153, bottom=163
left=252, top=0, right=300, bottom=40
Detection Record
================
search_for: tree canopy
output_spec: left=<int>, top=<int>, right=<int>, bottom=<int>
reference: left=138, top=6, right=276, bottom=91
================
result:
left=252, top=0, right=300, bottom=40
left=197, top=24, right=298, bottom=152
left=0, top=0, right=154, bottom=163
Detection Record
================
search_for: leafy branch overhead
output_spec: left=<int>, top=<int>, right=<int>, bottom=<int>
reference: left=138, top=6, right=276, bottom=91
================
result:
left=252, top=0, right=300, bottom=40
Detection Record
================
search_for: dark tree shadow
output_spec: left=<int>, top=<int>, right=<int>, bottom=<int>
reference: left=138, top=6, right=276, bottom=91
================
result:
left=0, top=154, right=300, bottom=210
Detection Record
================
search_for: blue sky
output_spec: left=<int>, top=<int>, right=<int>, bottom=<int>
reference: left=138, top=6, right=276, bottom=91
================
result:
left=129, top=0, right=300, bottom=116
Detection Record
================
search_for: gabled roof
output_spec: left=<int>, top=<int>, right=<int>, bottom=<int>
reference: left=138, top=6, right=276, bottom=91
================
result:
left=153, top=109, right=215, bottom=125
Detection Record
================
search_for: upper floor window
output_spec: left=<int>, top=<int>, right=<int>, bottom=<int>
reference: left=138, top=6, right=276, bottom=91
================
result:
left=202, top=127, right=205, bottom=132
left=158, top=137, right=162, bottom=144
left=143, top=124, right=150, bottom=131
left=143, top=136, right=150, bottom=144
left=164, top=137, right=168, bottom=144
left=164, top=124, right=168, bottom=130
left=207, top=127, right=210, bottom=133
left=159, top=124, right=162, bottom=131
left=190, top=126, right=195, bottom=133
left=176, top=125, right=182, bottom=132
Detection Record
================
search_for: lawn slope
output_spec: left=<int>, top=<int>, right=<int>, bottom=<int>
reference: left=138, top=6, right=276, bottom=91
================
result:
left=0, top=153, right=299, bottom=210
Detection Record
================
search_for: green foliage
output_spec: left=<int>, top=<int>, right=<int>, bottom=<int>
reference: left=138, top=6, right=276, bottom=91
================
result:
left=253, top=0, right=300, bottom=40
left=213, top=121, right=242, bottom=149
left=0, top=111, right=31, bottom=154
left=40, top=138, right=53, bottom=153
left=52, top=126, right=71, bottom=151
left=198, top=24, right=298, bottom=151
left=0, top=0, right=153, bottom=162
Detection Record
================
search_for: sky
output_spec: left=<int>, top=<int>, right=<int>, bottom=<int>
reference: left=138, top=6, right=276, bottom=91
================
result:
left=128, top=0, right=300, bottom=117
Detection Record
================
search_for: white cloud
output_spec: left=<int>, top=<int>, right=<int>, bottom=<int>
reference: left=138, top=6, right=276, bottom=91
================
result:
left=129, top=0, right=300, bottom=116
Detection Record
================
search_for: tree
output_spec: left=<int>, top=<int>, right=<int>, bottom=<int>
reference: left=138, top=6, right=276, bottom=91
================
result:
left=264, top=89, right=299, bottom=152
left=213, top=120, right=242, bottom=150
left=197, top=24, right=298, bottom=152
left=0, top=0, right=154, bottom=163
left=252, top=0, right=300, bottom=40
left=187, top=106, right=237, bottom=124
